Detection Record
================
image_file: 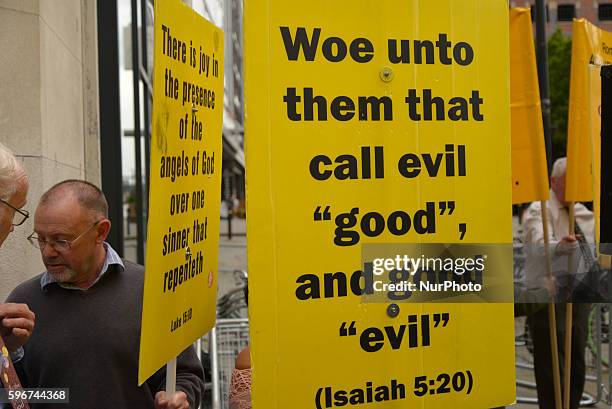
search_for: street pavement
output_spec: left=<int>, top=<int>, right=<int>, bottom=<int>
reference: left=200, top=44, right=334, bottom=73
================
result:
left=217, top=217, right=248, bottom=301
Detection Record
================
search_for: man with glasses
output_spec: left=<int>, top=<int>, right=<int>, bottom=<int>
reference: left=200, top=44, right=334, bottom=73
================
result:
left=0, top=142, right=35, bottom=368
left=6, top=180, right=204, bottom=409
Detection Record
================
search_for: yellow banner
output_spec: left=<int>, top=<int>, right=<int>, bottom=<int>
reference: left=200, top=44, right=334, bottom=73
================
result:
left=589, top=65, right=602, bottom=243
left=566, top=19, right=612, bottom=201
left=139, top=0, right=224, bottom=384
left=245, top=1, right=515, bottom=408
left=510, top=8, right=549, bottom=204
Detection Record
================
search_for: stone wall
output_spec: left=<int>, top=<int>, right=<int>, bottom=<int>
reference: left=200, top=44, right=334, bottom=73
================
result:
left=0, top=0, right=100, bottom=300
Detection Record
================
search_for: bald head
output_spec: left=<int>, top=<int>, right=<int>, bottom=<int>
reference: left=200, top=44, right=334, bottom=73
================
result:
left=33, top=180, right=111, bottom=288
left=39, top=180, right=108, bottom=220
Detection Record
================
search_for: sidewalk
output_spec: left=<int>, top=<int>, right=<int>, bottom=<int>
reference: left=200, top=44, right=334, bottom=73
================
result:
left=217, top=217, right=247, bottom=301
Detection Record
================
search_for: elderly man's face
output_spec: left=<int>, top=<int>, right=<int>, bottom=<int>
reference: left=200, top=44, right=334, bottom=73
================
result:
left=33, top=194, right=102, bottom=285
left=551, top=173, right=567, bottom=207
left=0, top=175, right=28, bottom=247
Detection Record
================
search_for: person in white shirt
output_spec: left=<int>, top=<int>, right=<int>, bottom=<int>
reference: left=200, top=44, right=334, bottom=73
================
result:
left=522, top=157, right=593, bottom=409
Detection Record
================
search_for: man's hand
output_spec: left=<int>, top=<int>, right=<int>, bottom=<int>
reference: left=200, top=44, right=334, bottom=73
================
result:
left=555, top=234, right=580, bottom=255
left=0, top=303, right=35, bottom=351
left=154, top=391, right=189, bottom=409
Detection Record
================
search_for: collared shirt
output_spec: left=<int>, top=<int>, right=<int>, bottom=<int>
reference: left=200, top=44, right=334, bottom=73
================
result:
left=522, top=190, right=595, bottom=288
left=40, top=242, right=124, bottom=291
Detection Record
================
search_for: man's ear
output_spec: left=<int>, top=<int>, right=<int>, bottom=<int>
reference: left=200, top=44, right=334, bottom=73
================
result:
left=96, top=219, right=112, bottom=243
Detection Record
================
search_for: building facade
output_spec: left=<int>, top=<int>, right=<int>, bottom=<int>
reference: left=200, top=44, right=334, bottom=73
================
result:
left=0, top=0, right=100, bottom=301
left=512, top=0, right=612, bottom=35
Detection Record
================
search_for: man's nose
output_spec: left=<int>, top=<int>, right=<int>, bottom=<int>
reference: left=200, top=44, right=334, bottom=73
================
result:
left=41, top=242, right=59, bottom=258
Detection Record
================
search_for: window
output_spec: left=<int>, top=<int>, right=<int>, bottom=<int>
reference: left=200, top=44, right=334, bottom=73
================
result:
left=600, top=3, right=612, bottom=21
left=557, top=4, right=576, bottom=21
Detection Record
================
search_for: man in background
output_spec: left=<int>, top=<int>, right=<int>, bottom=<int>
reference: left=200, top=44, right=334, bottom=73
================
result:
left=523, top=157, right=593, bottom=409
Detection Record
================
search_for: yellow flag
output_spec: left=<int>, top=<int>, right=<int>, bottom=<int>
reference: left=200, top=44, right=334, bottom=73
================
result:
left=566, top=19, right=612, bottom=201
left=245, top=1, right=515, bottom=407
left=510, top=8, right=549, bottom=204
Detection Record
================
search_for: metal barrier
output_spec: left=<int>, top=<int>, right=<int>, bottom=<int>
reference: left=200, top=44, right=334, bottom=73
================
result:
left=515, top=305, right=611, bottom=407
left=515, top=361, right=597, bottom=406
left=207, top=318, right=250, bottom=409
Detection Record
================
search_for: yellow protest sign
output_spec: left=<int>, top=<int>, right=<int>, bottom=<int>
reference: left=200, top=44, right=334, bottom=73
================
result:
left=510, top=8, right=549, bottom=204
left=245, top=1, right=515, bottom=408
left=566, top=19, right=611, bottom=201
left=138, top=0, right=224, bottom=384
left=588, top=64, right=602, bottom=243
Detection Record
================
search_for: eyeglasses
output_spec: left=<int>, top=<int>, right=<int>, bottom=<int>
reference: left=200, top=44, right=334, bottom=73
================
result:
left=27, top=221, right=102, bottom=252
left=0, top=199, right=29, bottom=226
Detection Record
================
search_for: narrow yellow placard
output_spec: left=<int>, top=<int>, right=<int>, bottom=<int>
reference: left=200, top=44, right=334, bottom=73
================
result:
left=566, top=19, right=612, bottom=201
left=138, top=0, right=224, bottom=384
left=245, top=1, right=515, bottom=408
left=510, top=8, right=549, bottom=204
left=589, top=65, right=602, bottom=243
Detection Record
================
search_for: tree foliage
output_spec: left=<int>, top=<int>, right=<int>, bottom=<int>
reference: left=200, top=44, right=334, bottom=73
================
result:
left=547, top=28, right=572, bottom=160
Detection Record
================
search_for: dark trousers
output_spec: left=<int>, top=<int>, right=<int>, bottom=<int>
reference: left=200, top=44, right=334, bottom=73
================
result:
left=527, top=303, right=589, bottom=409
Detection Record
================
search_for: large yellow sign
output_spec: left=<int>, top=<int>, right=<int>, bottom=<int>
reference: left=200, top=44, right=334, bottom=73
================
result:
left=566, top=19, right=611, bottom=201
left=510, top=8, right=549, bottom=204
left=245, top=1, right=514, bottom=408
left=139, top=0, right=224, bottom=384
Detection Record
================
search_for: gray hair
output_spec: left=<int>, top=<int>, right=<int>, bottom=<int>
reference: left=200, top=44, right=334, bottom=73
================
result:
left=551, top=157, right=567, bottom=179
left=39, top=180, right=108, bottom=219
left=0, top=142, right=23, bottom=201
